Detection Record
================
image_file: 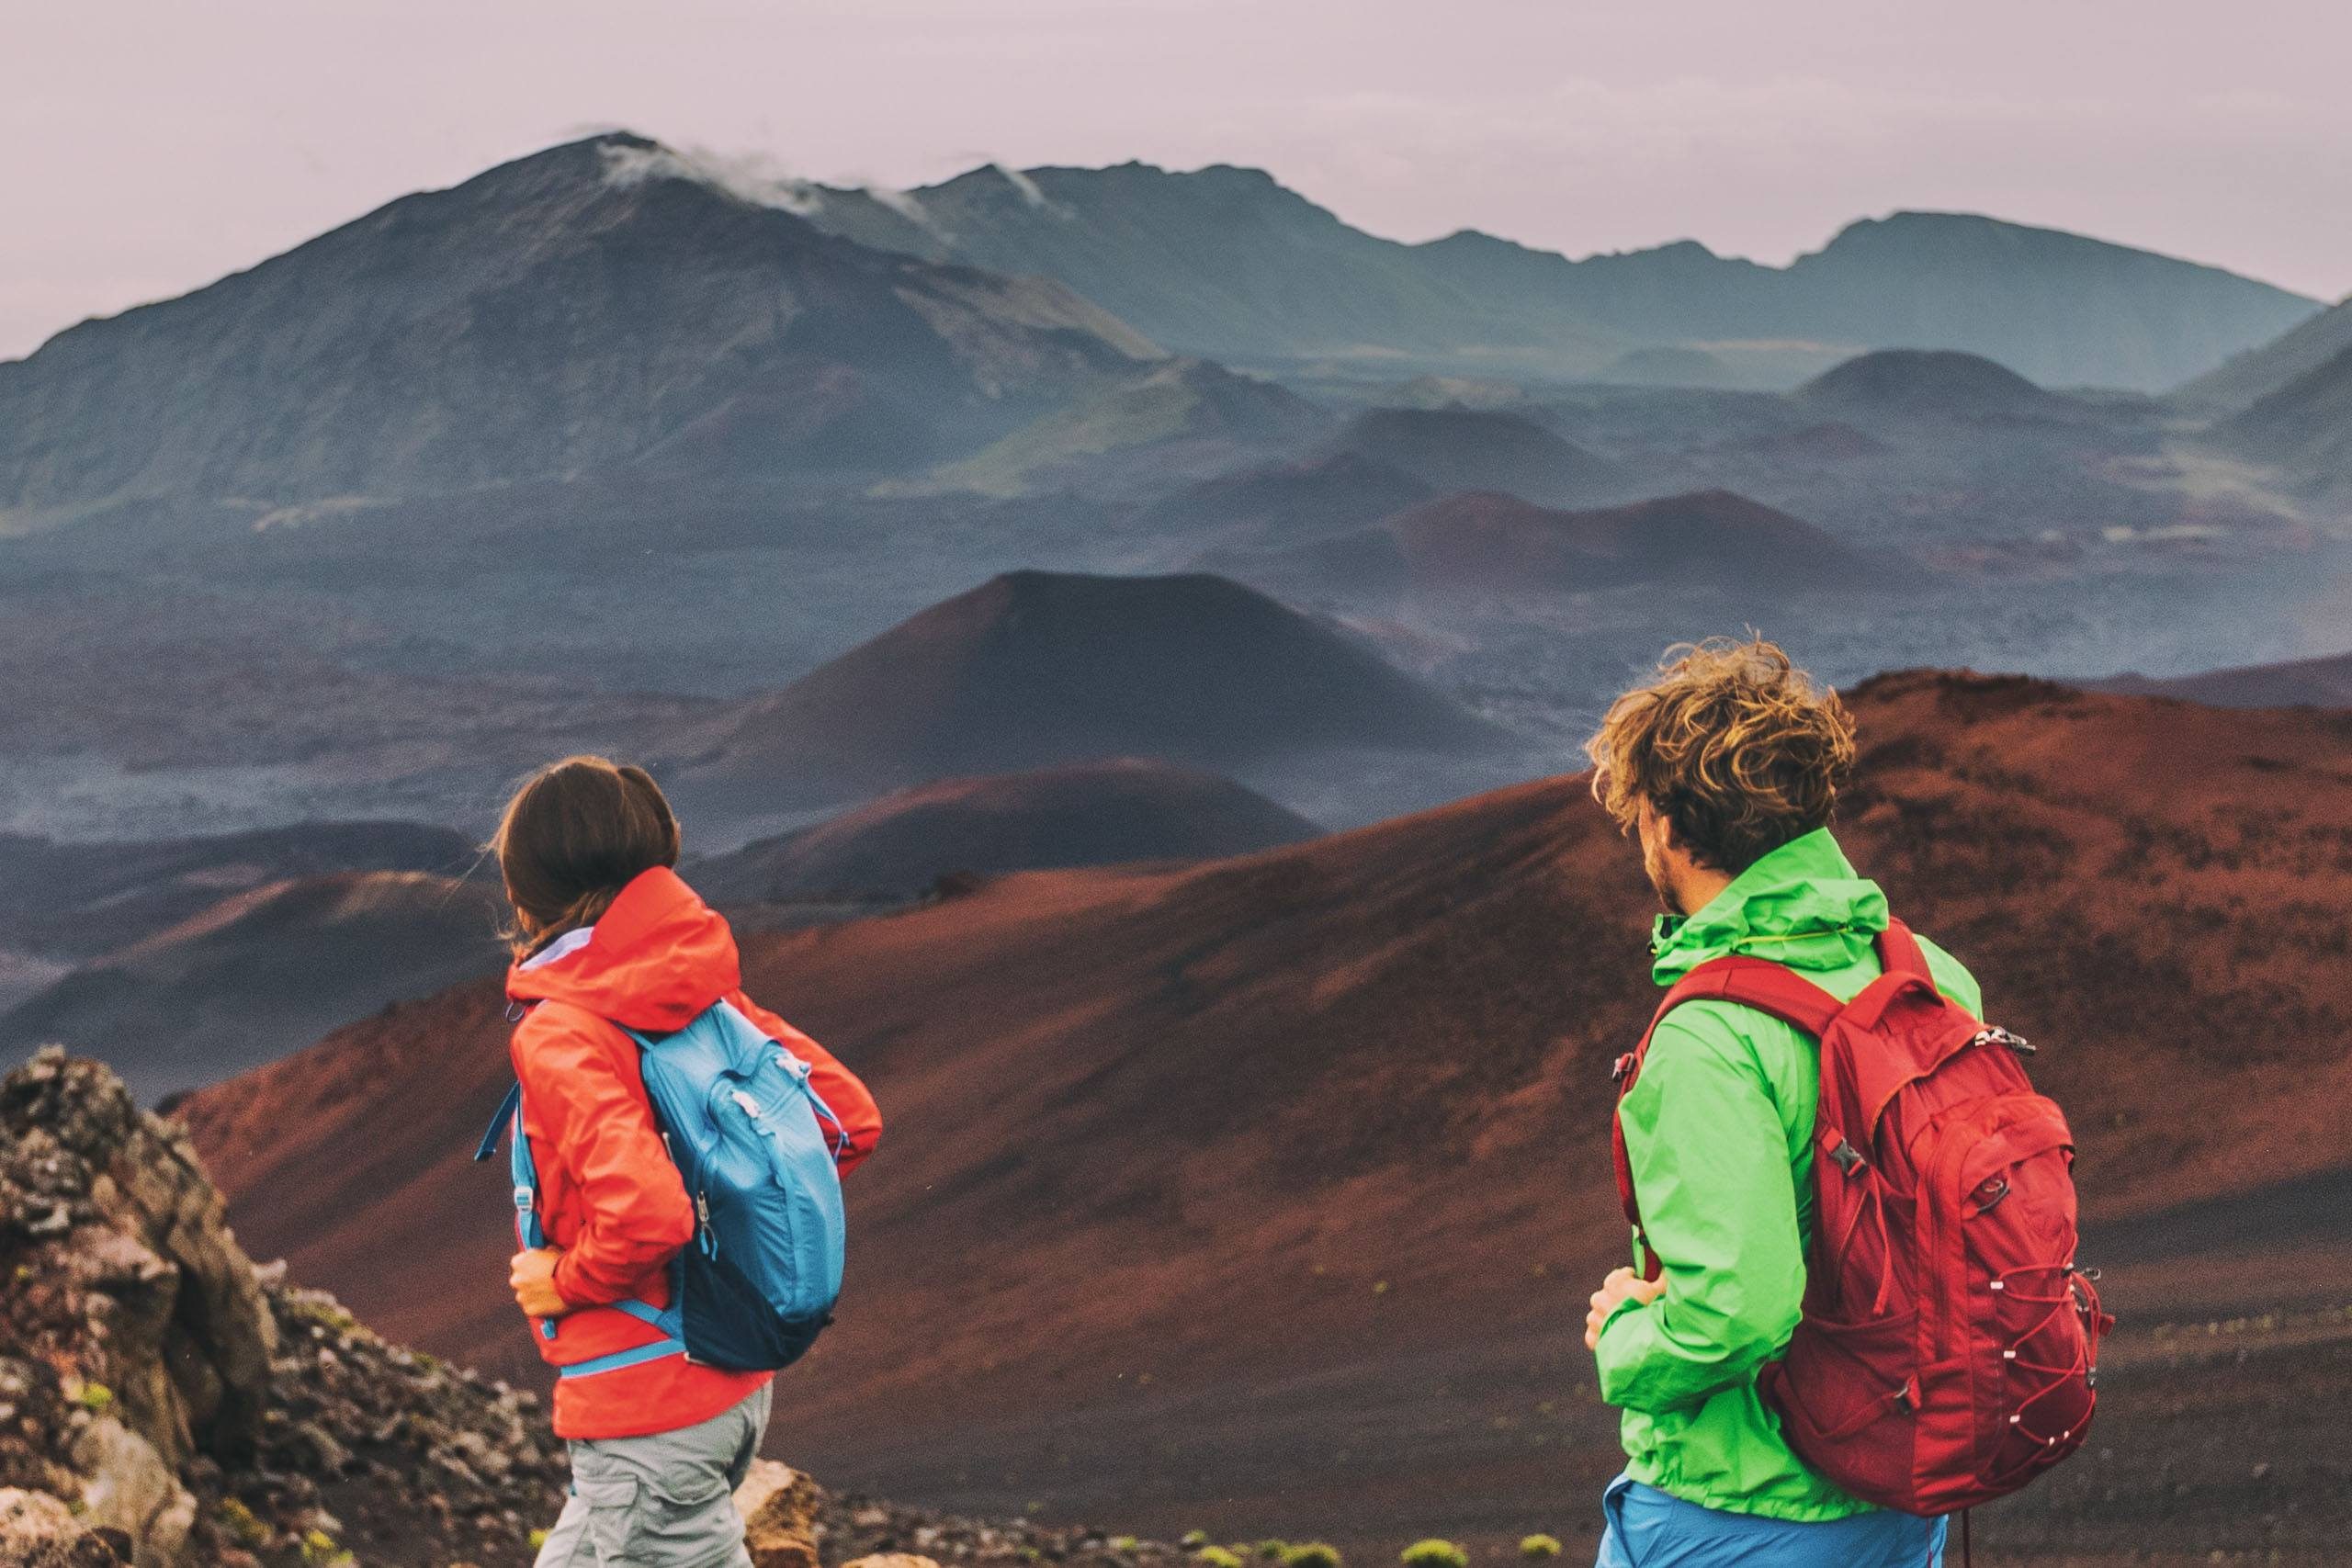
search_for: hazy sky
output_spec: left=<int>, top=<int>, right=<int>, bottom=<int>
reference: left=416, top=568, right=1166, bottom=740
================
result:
left=7, top=0, right=2348, bottom=360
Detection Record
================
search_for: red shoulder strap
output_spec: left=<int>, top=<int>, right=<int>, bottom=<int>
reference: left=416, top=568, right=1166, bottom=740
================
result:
left=1611, top=954, right=1847, bottom=1279
left=1662, top=954, right=1847, bottom=1039
left=1876, top=918, right=1929, bottom=978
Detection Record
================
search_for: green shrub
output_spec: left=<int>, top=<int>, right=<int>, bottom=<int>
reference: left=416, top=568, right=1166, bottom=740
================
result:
left=300, top=1529, right=354, bottom=1566
left=1113, top=1540, right=1141, bottom=1553
left=1400, top=1542, right=1468, bottom=1568
left=1284, top=1543, right=1343, bottom=1568
left=216, top=1498, right=270, bottom=1548
left=74, top=1382, right=113, bottom=1414
left=529, top=1529, right=551, bottom=1551
left=1520, top=1538, right=1562, bottom=1561
left=1195, top=1550, right=1244, bottom=1568
left=1182, top=1533, right=1211, bottom=1551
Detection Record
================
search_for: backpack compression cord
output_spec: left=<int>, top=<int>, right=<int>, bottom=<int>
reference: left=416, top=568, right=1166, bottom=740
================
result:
left=1611, top=920, right=2112, bottom=1518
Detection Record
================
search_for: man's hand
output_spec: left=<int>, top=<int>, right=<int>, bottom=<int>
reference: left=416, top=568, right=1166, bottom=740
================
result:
left=511, top=1247, right=569, bottom=1319
left=1585, top=1265, right=1668, bottom=1350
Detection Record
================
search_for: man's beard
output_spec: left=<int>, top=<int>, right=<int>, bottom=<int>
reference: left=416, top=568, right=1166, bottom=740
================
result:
left=1642, top=834, right=1677, bottom=913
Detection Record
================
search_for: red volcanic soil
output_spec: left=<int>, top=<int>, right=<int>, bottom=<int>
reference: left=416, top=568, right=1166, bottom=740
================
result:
left=182, top=674, right=2352, bottom=1562
left=693, top=759, right=1320, bottom=903
left=679, top=570, right=1507, bottom=807
left=6, top=870, right=502, bottom=1105
left=2086, top=649, right=2352, bottom=709
left=1374, top=488, right=1881, bottom=596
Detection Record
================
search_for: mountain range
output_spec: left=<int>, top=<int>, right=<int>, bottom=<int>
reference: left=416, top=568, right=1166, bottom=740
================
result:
left=797, top=158, right=2317, bottom=389
left=0, top=131, right=2327, bottom=535
left=0, top=133, right=1165, bottom=521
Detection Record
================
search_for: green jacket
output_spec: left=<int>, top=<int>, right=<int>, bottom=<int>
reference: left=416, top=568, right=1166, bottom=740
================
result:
left=1596, top=828, right=1981, bottom=1521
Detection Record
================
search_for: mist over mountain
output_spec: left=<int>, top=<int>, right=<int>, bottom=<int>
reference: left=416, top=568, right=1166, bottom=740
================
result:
left=0, top=133, right=1163, bottom=521
left=797, top=163, right=2316, bottom=389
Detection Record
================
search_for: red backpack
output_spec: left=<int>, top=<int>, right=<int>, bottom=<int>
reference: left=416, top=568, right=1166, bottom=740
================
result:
left=1611, top=919, right=2112, bottom=1517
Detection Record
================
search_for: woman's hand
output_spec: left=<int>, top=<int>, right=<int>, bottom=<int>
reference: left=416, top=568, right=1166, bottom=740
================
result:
left=1586, top=1265, right=1668, bottom=1350
left=510, top=1247, right=569, bottom=1319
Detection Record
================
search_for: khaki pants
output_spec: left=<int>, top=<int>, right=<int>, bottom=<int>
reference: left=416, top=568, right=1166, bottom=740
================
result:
left=535, top=1384, right=774, bottom=1567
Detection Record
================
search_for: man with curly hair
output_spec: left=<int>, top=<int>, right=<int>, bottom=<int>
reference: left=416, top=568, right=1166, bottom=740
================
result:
left=1580, top=638, right=1965, bottom=1566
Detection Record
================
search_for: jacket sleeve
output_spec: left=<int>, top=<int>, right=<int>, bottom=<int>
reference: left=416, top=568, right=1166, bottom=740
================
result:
left=1595, top=1004, right=1808, bottom=1413
left=731, top=992, right=883, bottom=1176
left=1917, top=935, right=1984, bottom=1018
left=513, top=1005, right=696, bottom=1309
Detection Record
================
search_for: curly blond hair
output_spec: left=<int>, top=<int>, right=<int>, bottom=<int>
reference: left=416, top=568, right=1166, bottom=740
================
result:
left=1584, top=637, right=1856, bottom=874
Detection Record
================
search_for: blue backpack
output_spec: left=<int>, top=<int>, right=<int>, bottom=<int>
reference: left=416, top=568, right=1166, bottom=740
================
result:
left=474, top=998, right=850, bottom=1377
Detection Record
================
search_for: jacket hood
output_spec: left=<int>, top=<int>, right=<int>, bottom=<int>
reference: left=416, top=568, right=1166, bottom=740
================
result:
left=1649, top=827, right=1888, bottom=986
left=504, top=866, right=741, bottom=1032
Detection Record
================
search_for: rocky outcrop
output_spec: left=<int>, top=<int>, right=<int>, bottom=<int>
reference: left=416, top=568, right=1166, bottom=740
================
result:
left=0, top=1048, right=570, bottom=1564
left=5, top=1049, right=1181, bottom=1567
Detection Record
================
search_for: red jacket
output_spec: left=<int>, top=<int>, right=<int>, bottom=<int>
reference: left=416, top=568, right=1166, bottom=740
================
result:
left=504, top=866, right=881, bottom=1439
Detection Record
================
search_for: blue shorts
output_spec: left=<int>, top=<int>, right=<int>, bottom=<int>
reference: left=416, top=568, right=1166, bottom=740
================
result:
left=1594, top=1473, right=1947, bottom=1568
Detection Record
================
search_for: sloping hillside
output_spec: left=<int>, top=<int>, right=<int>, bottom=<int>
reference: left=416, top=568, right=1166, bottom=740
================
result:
left=1326, top=408, right=1624, bottom=505
left=2, top=872, right=502, bottom=1103
left=183, top=673, right=2352, bottom=1556
left=1136, top=451, right=1433, bottom=555
left=2087, top=649, right=2352, bottom=708
left=1297, top=488, right=1880, bottom=598
left=2222, top=343, right=2352, bottom=498
left=0, top=820, right=474, bottom=961
left=680, top=570, right=1509, bottom=807
left=1797, top=348, right=2064, bottom=419
left=2177, top=294, right=2352, bottom=412
left=695, top=759, right=1319, bottom=903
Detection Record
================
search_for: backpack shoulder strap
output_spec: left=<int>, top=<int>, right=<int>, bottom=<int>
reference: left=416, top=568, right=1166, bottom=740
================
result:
left=1611, top=954, right=1846, bottom=1279
left=1876, top=918, right=1930, bottom=980
left=1661, top=954, right=1848, bottom=1040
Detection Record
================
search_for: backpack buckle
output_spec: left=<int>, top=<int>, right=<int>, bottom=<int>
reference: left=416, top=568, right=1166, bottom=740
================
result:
left=1611, top=1052, right=1637, bottom=1085
left=1828, top=1138, right=1868, bottom=1175
left=1973, top=1026, right=2035, bottom=1056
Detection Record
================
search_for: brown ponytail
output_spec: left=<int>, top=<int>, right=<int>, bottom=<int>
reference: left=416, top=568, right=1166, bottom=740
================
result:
left=490, top=756, right=683, bottom=957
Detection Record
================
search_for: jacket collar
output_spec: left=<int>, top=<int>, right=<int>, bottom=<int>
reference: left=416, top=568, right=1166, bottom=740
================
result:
left=1649, top=827, right=1888, bottom=986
